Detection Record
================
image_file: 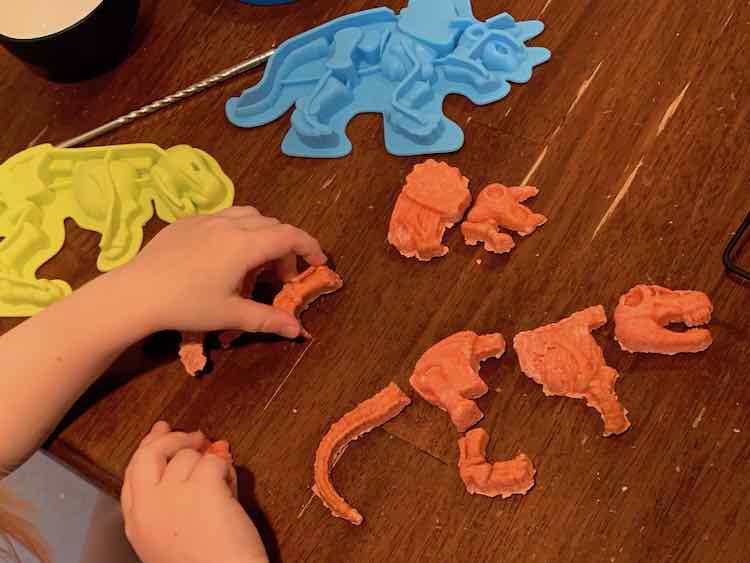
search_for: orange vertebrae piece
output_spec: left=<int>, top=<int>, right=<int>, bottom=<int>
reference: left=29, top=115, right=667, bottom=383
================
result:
left=410, top=331, right=506, bottom=432
left=614, top=285, right=713, bottom=355
left=272, top=265, right=343, bottom=339
left=179, top=332, right=208, bottom=377
left=458, top=428, right=535, bottom=499
left=313, top=383, right=411, bottom=525
left=513, top=306, right=630, bottom=437
left=461, top=184, right=547, bottom=253
left=388, top=160, right=472, bottom=261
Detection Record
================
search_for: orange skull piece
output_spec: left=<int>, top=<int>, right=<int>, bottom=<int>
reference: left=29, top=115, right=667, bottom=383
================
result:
left=614, top=285, right=713, bottom=355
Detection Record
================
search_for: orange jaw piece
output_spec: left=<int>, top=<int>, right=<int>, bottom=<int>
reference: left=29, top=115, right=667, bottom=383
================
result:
left=313, top=383, right=411, bottom=526
left=178, top=332, right=208, bottom=376
left=388, top=160, right=472, bottom=261
left=458, top=428, right=536, bottom=499
left=614, top=285, right=713, bottom=355
left=462, top=184, right=547, bottom=253
left=409, top=331, right=506, bottom=432
left=513, top=306, right=630, bottom=437
left=206, top=440, right=233, bottom=463
left=272, top=265, right=344, bottom=339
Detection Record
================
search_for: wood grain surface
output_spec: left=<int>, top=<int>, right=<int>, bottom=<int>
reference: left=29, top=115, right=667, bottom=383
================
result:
left=1, top=1, right=749, bottom=562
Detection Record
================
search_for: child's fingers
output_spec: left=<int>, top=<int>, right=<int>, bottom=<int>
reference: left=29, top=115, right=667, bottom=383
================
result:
left=249, top=224, right=327, bottom=267
left=130, top=431, right=208, bottom=488
left=274, top=253, right=298, bottom=283
left=225, top=297, right=301, bottom=339
left=138, top=421, right=171, bottom=448
left=192, top=452, right=236, bottom=497
left=120, top=478, right=133, bottom=515
left=162, top=449, right=203, bottom=483
left=217, top=206, right=261, bottom=219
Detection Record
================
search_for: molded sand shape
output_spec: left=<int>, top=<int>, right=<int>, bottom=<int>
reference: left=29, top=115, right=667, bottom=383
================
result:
left=614, top=285, right=713, bottom=355
left=226, top=1, right=550, bottom=158
left=410, top=331, right=505, bottom=432
left=514, top=306, right=630, bottom=437
left=0, top=143, right=234, bottom=317
left=462, top=183, right=547, bottom=253
left=313, top=382, right=411, bottom=525
left=458, top=428, right=535, bottom=498
left=388, top=160, right=471, bottom=261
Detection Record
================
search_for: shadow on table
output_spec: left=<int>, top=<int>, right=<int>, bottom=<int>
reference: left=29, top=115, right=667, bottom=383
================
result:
left=237, top=466, right=282, bottom=563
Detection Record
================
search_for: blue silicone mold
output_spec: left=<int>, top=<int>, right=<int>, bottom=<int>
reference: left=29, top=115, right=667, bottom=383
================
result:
left=226, top=0, right=551, bottom=158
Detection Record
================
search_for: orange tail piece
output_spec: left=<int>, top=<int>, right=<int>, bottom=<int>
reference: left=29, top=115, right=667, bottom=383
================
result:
left=614, top=285, right=713, bottom=355
left=458, top=428, right=535, bottom=498
left=513, top=306, right=630, bottom=437
left=410, top=331, right=506, bottom=432
left=313, top=383, right=411, bottom=526
left=178, top=332, right=208, bottom=377
left=388, top=160, right=472, bottom=261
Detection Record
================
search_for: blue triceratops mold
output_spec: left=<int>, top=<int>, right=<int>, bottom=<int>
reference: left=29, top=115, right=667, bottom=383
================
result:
left=226, top=0, right=551, bottom=158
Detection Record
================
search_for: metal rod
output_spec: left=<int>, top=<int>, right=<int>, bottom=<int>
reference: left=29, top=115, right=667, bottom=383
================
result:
left=56, top=49, right=275, bottom=148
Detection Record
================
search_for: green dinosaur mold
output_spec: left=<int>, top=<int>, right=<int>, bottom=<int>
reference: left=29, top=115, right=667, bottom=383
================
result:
left=0, top=143, right=235, bottom=317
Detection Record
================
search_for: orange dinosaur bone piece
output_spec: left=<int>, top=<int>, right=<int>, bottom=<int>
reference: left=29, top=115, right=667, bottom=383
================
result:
left=272, top=265, right=343, bottom=339
left=206, top=440, right=233, bottom=463
left=179, top=332, right=208, bottom=377
left=458, top=428, right=536, bottom=499
left=409, top=331, right=506, bottom=432
left=614, top=285, right=714, bottom=355
left=388, top=159, right=472, bottom=261
left=461, top=184, right=547, bottom=253
left=313, top=382, right=411, bottom=526
left=513, top=306, right=630, bottom=437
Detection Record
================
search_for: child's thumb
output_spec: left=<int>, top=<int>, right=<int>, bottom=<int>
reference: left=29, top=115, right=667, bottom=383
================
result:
left=230, top=298, right=301, bottom=339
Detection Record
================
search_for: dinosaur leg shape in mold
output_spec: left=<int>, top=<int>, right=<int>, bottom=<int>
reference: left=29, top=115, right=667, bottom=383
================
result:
left=513, top=306, right=630, bottom=437
left=614, top=285, right=713, bottom=355
left=461, top=184, right=547, bottom=253
left=410, top=331, right=505, bottom=432
left=313, top=382, right=411, bottom=525
left=0, top=143, right=234, bottom=317
left=458, top=428, right=535, bottom=498
left=388, top=160, right=472, bottom=261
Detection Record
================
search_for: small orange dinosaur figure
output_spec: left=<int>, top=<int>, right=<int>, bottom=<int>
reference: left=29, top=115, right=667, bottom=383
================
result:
left=461, top=184, right=547, bottom=253
left=313, top=382, right=411, bottom=525
left=513, top=306, right=630, bottom=437
left=272, top=265, right=344, bottom=339
left=388, top=160, right=472, bottom=261
left=409, top=331, right=506, bottom=432
left=206, top=440, right=233, bottom=463
left=458, top=428, right=536, bottom=499
left=614, top=285, right=713, bottom=355
left=179, top=332, right=208, bottom=377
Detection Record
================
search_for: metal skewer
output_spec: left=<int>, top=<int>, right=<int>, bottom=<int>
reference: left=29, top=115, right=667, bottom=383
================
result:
left=57, top=49, right=275, bottom=148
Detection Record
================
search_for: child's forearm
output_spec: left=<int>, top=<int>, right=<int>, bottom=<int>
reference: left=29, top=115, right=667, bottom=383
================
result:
left=0, top=270, right=153, bottom=474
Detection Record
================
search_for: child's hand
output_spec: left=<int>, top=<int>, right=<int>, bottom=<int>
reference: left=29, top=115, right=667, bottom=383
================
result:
left=121, top=421, right=268, bottom=563
left=116, top=207, right=327, bottom=338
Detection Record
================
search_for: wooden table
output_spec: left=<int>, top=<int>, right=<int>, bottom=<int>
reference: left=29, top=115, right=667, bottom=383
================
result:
left=1, top=1, right=748, bottom=561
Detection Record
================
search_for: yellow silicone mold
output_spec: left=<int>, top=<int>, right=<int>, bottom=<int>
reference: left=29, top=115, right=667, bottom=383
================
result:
left=0, top=143, right=235, bottom=317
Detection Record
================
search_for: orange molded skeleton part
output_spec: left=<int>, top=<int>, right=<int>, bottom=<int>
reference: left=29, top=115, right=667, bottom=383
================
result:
left=458, top=428, right=536, bottom=499
left=409, top=331, right=506, bottom=432
left=614, top=285, right=713, bottom=355
left=272, top=265, right=343, bottom=339
left=388, top=160, right=472, bottom=261
left=313, top=382, right=411, bottom=526
left=179, top=332, right=208, bottom=377
left=513, top=306, right=630, bottom=437
left=461, top=184, right=547, bottom=253
left=206, top=440, right=233, bottom=463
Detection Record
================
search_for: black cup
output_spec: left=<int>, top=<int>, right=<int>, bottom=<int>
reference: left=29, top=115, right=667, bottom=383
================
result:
left=0, top=0, right=141, bottom=81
